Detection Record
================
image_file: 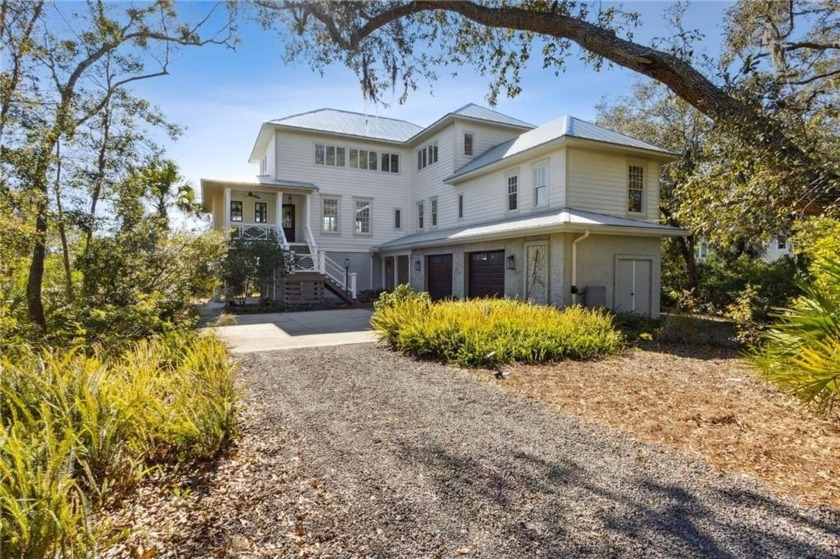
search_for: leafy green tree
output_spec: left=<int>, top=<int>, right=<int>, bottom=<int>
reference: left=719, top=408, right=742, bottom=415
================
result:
left=0, top=0, right=233, bottom=329
left=222, top=237, right=289, bottom=305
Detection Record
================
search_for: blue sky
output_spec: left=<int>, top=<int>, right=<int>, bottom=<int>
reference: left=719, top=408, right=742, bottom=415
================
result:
left=128, top=1, right=732, bottom=191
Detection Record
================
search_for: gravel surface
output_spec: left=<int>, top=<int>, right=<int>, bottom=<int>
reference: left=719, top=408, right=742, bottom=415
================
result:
left=109, top=343, right=840, bottom=558
left=227, top=344, right=840, bottom=558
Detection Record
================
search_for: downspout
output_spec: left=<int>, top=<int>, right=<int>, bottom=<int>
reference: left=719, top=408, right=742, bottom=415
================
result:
left=571, top=230, right=590, bottom=305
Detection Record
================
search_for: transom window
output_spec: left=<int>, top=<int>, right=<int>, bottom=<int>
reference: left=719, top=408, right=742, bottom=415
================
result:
left=355, top=199, right=371, bottom=234
left=464, top=133, right=474, bottom=156
left=507, top=175, right=518, bottom=211
left=254, top=202, right=267, bottom=223
left=628, top=165, right=644, bottom=213
left=430, top=198, right=438, bottom=228
left=417, top=141, right=438, bottom=170
left=417, top=201, right=425, bottom=229
left=322, top=198, right=339, bottom=232
left=230, top=200, right=243, bottom=222
left=315, top=144, right=346, bottom=167
left=533, top=165, right=548, bottom=207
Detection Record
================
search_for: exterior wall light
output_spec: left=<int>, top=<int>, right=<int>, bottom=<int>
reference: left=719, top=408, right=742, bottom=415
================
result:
left=506, top=255, right=516, bottom=270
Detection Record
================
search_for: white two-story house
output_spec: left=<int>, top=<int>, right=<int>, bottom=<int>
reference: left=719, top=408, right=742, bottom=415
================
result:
left=201, top=103, right=685, bottom=317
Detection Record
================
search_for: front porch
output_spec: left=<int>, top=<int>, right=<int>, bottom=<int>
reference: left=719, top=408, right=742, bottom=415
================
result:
left=201, top=179, right=358, bottom=302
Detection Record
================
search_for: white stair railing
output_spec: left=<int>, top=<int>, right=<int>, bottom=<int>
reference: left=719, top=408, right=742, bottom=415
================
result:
left=317, top=251, right=357, bottom=299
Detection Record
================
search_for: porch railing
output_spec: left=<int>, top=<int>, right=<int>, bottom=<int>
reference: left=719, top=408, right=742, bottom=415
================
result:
left=229, top=222, right=288, bottom=250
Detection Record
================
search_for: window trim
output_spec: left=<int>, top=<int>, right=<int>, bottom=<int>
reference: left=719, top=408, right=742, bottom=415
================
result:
left=430, top=197, right=439, bottom=229
left=464, top=132, right=474, bottom=156
left=254, top=201, right=267, bottom=224
left=230, top=200, right=243, bottom=223
left=505, top=170, right=520, bottom=213
left=353, top=197, right=373, bottom=236
left=532, top=162, right=549, bottom=208
left=321, top=196, right=341, bottom=234
left=627, top=162, right=645, bottom=215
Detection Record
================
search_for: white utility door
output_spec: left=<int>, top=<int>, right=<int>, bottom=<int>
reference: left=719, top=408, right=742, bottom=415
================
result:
left=525, top=242, right=549, bottom=305
left=615, top=258, right=652, bottom=316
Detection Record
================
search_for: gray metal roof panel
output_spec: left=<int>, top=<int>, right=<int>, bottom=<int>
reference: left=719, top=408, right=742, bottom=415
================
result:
left=271, top=109, right=423, bottom=142
left=447, top=116, right=673, bottom=180
left=378, top=207, right=684, bottom=250
left=452, top=103, right=535, bottom=129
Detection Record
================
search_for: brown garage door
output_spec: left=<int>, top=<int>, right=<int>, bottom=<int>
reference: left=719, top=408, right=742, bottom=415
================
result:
left=469, top=250, right=505, bottom=298
left=426, top=254, right=453, bottom=301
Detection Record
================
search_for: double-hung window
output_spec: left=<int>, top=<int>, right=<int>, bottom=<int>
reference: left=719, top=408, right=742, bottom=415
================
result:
left=394, top=208, right=402, bottom=230
left=417, top=201, right=425, bottom=229
left=533, top=165, right=548, bottom=207
left=430, top=198, right=438, bottom=228
left=322, top=197, right=339, bottom=233
left=458, top=194, right=464, bottom=219
left=628, top=165, right=644, bottom=213
left=464, top=133, right=474, bottom=156
left=230, top=200, right=243, bottom=222
left=254, top=202, right=267, bottom=223
left=355, top=199, right=372, bottom=234
left=507, top=175, right=519, bottom=211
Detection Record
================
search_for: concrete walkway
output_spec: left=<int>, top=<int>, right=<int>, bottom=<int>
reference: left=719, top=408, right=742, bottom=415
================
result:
left=207, top=308, right=377, bottom=353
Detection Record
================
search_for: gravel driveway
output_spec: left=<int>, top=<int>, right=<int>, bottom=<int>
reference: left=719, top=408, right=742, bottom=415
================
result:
left=217, top=344, right=840, bottom=558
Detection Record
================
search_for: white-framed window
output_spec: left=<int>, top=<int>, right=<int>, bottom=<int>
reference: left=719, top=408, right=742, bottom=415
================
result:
left=464, top=133, right=474, bottom=156
left=254, top=202, right=267, bottom=223
left=695, top=240, right=709, bottom=260
left=533, top=165, right=548, bottom=207
left=381, top=152, right=400, bottom=173
left=315, top=144, right=346, bottom=167
left=350, top=148, right=378, bottom=171
left=394, top=208, right=402, bottom=230
left=628, top=164, right=644, bottom=213
left=458, top=194, right=464, bottom=220
left=507, top=175, right=519, bottom=212
left=417, top=141, right=438, bottom=170
left=430, top=197, right=438, bottom=228
left=322, top=197, right=340, bottom=233
left=354, top=199, right=372, bottom=235
left=417, top=201, right=425, bottom=230
left=230, top=200, right=243, bottom=222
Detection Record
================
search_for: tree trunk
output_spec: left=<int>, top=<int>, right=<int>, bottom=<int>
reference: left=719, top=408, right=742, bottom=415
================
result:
left=26, top=188, right=48, bottom=330
left=54, top=139, right=73, bottom=302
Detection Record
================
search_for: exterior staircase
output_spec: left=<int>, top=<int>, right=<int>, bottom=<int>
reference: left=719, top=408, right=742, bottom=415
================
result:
left=283, top=227, right=359, bottom=306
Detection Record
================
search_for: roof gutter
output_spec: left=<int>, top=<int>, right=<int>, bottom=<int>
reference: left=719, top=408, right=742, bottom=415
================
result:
left=571, top=230, right=590, bottom=305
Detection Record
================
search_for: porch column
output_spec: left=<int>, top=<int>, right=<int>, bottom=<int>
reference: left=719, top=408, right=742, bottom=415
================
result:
left=304, top=192, right=311, bottom=239
left=223, top=187, right=231, bottom=232
left=275, top=191, right=283, bottom=228
left=350, top=272, right=358, bottom=299
left=393, top=256, right=399, bottom=288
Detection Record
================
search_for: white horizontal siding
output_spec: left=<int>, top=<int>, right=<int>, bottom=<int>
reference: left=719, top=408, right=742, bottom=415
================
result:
left=410, top=130, right=455, bottom=231
left=452, top=122, right=523, bottom=173
left=566, top=148, right=660, bottom=222
left=273, top=130, right=411, bottom=251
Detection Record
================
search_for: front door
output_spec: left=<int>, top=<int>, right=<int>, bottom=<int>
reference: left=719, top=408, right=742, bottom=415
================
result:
left=282, top=204, right=295, bottom=243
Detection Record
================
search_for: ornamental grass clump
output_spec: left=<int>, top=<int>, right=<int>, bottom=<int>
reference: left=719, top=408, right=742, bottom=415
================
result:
left=372, top=286, right=623, bottom=367
left=0, top=332, right=239, bottom=557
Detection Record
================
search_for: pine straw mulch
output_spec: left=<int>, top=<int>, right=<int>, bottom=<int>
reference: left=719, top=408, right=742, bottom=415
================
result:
left=467, top=343, right=840, bottom=509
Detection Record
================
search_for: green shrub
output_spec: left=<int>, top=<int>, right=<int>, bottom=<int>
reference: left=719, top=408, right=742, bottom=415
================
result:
left=372, top=288, right=623, bottom=367
left=0, top=332, right=239, bottom=556
left=751, top=257, right=840, bottom=415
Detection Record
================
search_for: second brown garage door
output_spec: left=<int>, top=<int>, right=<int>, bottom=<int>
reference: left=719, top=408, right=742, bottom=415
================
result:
left=469, top=250, right=505, bottom=298
left=426, top=254, right=453, bottom=301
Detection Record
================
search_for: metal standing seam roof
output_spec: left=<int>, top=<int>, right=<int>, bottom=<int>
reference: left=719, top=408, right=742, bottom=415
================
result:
left=447, top=116, right=675, bottom=181
left=377, top=207, right=685, bottom=251
left=450, top=103, right=536, bottom=129
left=270, top=108, right=423, bottom=143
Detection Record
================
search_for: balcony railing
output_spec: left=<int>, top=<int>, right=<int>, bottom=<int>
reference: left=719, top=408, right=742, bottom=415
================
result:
left=229, top=222, right=288, bottom=249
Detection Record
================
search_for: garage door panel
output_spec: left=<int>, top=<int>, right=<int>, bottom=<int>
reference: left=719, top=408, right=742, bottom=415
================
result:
left=469, top=250, right=505, bottom=299
left=427, top=254, right=453, bottom=301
